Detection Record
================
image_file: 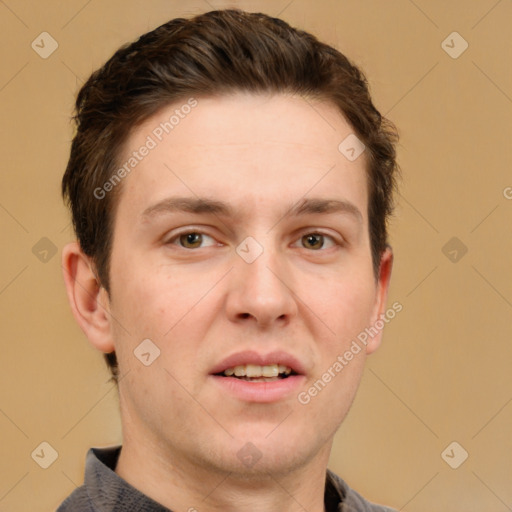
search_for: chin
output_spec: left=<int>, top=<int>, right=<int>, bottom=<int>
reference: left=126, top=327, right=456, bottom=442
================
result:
left=219, top=446, right=315, bottom=480
left=201, top=427, right=323, bottom=479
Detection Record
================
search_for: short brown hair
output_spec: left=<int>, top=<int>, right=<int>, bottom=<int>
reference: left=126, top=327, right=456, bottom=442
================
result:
left=62, top=8, right=399, bottom=384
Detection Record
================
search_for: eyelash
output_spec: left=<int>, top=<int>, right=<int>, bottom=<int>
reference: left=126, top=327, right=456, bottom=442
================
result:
left=165, top=229, right=340, bottom=250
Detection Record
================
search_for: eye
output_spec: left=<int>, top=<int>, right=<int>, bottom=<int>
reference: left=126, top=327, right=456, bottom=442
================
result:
left=169, top=231, right=217, bottom=249
left=296, top=232, right=337, bottom=250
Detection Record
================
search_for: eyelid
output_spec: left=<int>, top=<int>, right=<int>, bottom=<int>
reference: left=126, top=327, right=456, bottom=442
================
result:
left=291, top=230, right=343, bottom=249
left=163, top=226, right=344, bottom=249
left=165, top=227, right=220, bottom=247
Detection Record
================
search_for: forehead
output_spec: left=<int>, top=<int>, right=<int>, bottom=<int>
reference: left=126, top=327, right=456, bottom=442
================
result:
left=116, top=93, right=368, bottom=221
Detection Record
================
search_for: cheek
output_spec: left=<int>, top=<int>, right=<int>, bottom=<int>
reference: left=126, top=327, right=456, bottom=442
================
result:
left=307, top=268, right=377, bottom=346
left=302, top=276, right=374, bottom=421
left=111, top=259, right=200, bottom=332
left=109, top=260, right=220, bottom=375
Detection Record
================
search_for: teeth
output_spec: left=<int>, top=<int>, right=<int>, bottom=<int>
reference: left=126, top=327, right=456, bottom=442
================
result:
left=263, top=365, right=278, bottom=377
left=223, top=364, right=292, bottom=378
left=246, top=364, right=261, bottom=377
left=234, top=366, right=245, bottom=377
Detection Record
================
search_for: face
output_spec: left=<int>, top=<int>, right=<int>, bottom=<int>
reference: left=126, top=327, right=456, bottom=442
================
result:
left=104, top=92, right=391, bottom=476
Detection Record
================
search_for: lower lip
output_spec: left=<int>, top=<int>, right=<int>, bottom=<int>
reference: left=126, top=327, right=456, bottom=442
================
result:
left=210, top=375, right=306, bottom=403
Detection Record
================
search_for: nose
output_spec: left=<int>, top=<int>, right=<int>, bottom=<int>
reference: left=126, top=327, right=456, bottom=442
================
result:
left=225, top=241, right=298, bottom=328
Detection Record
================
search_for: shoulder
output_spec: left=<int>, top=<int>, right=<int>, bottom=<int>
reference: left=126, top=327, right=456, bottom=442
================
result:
left=327, top=469, right=398, bottom=512
left=56, top=485, right=94, bottom=511
left=343, top=486, right=398, bottom=512
left=56, top=445, right=122, bottom=511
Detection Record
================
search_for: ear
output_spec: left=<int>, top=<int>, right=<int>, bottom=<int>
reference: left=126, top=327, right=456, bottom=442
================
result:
left=61, top=241, right=115, bottom=353
left=365, top=246, right=394, bottom=355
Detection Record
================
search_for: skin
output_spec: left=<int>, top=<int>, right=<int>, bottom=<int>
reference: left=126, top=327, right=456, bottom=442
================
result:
left=62, top=92, right=393, bottom=512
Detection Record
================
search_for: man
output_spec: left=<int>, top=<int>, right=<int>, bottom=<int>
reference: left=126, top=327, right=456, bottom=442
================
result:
left=59, top=8, right=399, bottom=512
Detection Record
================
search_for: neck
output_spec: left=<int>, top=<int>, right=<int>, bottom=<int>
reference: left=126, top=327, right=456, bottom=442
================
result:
left=115, top=431, right=331, bottom=512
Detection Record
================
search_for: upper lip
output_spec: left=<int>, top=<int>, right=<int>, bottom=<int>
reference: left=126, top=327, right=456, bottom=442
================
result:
left=210, top=350, right=306, bottom=376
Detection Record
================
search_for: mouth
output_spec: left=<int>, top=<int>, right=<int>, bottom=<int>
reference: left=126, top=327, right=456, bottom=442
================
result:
left=209, top=350, right=306, bottom=402
left=215, top=363, right=296, bottom=382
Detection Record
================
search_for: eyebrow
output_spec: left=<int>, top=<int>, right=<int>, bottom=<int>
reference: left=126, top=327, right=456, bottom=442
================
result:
left=140, top=196, right=362, bottom=223
left=141, top=197, right=234, bottom=220
left=288, top=198, right=362, bottom=222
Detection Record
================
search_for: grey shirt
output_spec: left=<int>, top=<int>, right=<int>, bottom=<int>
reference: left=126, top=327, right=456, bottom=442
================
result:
left=57, top=446, right=396, bottom=512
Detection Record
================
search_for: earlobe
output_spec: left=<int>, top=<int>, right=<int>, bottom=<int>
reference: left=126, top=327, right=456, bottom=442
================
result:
left=365, top=246, right=394, bottom=355
left=61, top=242, right=115, bottom=354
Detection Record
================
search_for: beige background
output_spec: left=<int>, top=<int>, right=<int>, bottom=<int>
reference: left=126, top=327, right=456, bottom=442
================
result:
left=0, top=0, right=511, bottom=510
